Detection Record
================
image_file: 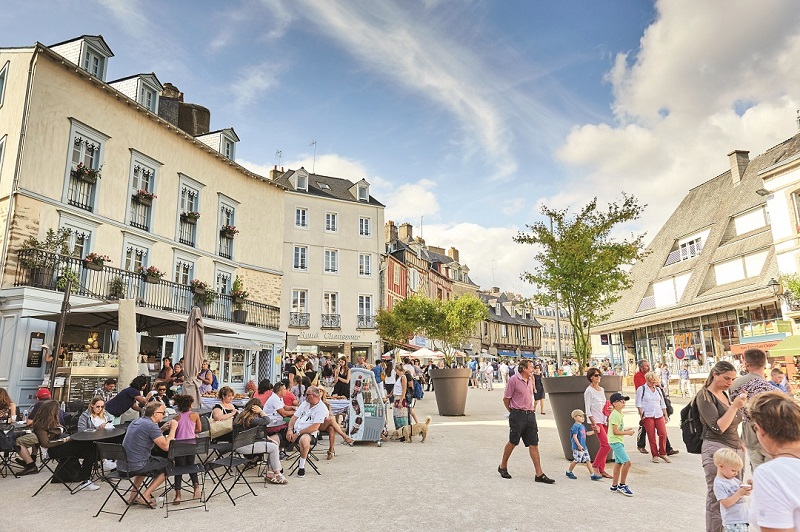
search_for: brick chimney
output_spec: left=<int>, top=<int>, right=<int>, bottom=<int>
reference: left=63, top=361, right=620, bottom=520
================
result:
left=447, top=247, right=459, bottom=262
left=269, top=165, right=285, bottom=181
left=385, top=221, right=398, bottom=243
left=728, top=150, right=750, bottom=185
left=399, top=222, right=413, bottom=242
left=491, top=286, right=500, bottom=294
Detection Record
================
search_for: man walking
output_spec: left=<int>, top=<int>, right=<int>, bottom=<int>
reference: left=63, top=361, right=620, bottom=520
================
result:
left=497, top=359, right=555, bottom=484
left=634, top=359, right=678, bottom=455
left=731, top=348, right=774, bottom=471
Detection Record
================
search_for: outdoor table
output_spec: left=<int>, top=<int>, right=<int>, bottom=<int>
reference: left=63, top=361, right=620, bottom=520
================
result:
left=70, top=425, right=127, bottom=441
left=329, top=399, right=348, bottom=416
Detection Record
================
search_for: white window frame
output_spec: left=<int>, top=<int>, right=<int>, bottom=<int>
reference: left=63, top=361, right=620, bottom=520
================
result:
left=323, top=292, right=338, bottom=315
left=120, top=232, right=155, bottom=272
left=359, top=216, right=371, bottom=237
left=295, top=207, right=308, bottom=229
left=358, top=294, right=373, bottom=316
left=217, top=194, right=239, bottom=259
left=176, top=174, right=205, bottom=244
left=82, top=45, right=106, bottom=80
left=58, top=214, right=98, bottom=259
left=214, top=265, right=235, bottom=295
left=358, top=185, right=368, bottom=202
left=292, top=289, right=308, bottom=313
left=62, top=119, right=109, bottom=206
left=501, top=324, right=508, bottom=337
left=138, top=81, right=158, bottom=113
left=325, top=211, right=338, bottom=232
left=296, top=173, right=308, bottom=192
left=127, top=151, right=160, bottom=232
left=324, top=249, right=339, bottom=274
left=393, top=263, right=400, bottom=285
left=223, top=138, right=235, bottom=160
left=173, top=253, right=196, bottom=285
left=359, top=253, right=372, bottom=276
left=293, top=245, right=308, bottom=271
left=0, top=61, right=8, bottom=109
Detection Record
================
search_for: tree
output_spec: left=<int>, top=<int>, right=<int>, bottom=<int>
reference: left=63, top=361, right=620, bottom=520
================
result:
left=514, top=194, right=648, bottom=374
left=376, top=293, right=487, bottom=366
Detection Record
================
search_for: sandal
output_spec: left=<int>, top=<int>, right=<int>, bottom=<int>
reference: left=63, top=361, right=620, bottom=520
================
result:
left=266, top=473, right=288, bottom=485
left=343, top=436, right=355, bottom=445
left=652, top=457, right=660, bottom=463
left=327, top=450, right=335, bottom=460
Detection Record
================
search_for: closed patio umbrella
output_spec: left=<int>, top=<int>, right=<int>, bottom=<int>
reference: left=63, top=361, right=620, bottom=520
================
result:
left=181, top=306, right=204, bottom=406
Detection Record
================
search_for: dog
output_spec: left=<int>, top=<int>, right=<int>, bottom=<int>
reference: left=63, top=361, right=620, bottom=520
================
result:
left=382, top=416, right=431, bottom=443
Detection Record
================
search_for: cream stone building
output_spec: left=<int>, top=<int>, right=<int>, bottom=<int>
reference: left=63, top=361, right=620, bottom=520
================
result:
left=272, top=167, right=384, bottom=362
left=0, top=36, right=286, bottom=404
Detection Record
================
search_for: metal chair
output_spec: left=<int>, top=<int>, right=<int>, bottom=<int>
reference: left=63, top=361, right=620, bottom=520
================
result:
left=32, top=445, right=84, bottom=496
left=162, top=437, right=210, bottom=517
left=205, top=427, right=258, bottom=506
left=286, top=430, right=322, bottom=476
left=0, top=423, right=23, bottom=478
left=93, top=443, right=156, bottom=521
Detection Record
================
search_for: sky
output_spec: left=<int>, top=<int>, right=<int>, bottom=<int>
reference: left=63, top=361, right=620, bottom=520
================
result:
left=4, top=0, right=800, bottom=296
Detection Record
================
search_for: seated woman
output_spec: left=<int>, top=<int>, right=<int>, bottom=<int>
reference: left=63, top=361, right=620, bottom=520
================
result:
left=281, top=379, right=300, bottom=411
left=171, top=394, right=202, bottom=504
left=156, top=358, right=173, bottom=383
left=146, top=382, right=172, bottom=408
left=211, top=386, right=238, bottom=442
left=170, top=363, right=186, bottom=392
left=233, top=398, right=287, bottom=485
left=253, top=379, right=272, bottom=407
left=290, top=376, right=312, bottom=404
left=0, top=387, right=37, bottom=474
left=197, top=360, right=214, bottom=395
left=318, top=387, right=354, bottom=459
left=263, top=382, right=293, bottom=443
left=77, top=396, right=114, bottom=431
left=33, top=400, right=98, bottom=491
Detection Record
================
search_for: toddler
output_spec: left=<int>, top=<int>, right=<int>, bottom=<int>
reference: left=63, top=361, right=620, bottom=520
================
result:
left=565, top=409, right=602, bottom=480
left=607, top=392, right=635, bottom=496
left=713, top=447, right=751, bottom=532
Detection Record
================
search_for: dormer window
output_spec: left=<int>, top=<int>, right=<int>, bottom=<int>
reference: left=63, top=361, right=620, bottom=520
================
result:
left=358, top=185, right=368, bottom=202
left=83, top=47, right=105, bottom=79
left=140, top=85, right=157, bottom=112
left=297, top=173, right=308, bottom=191
left=49, top=36, right=114, bottom=82
left=223, top=139, right=235, bottom=160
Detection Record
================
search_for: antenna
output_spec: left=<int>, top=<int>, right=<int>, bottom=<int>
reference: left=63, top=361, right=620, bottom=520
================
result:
left=796, top=110, right=800, bottom=131
left=309, top=140, right=317, bottom=173
left=275, top=149, right=282, bottom=167
left=420, top=216, right=423, bottom=238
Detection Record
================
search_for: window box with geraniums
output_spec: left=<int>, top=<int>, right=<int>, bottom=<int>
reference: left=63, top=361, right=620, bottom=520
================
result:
left=220, top=224, right=239, bottom=238
left=190, top=279, right=216, bottom=305
left=83, top=252, right=110, bottom=271
left=134, top=189, right=157, bottom=206
left=181, top=211, right=200, bottom=225
left=136, top=265, right=164, bottom=284
left=71, top=163, right=102, bottom=184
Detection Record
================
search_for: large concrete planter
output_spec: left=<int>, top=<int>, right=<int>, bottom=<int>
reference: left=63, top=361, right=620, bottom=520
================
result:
left=543, top=375, right=623, bottom=461
left=429, top=367, right=471, bottom=416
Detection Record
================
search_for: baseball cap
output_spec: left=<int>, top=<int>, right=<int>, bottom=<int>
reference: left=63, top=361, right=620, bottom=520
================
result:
left=36, top=388, right=52, bottom=400
left=610, top=392, right=629, bottom=403
left=571, top=409, right=585, bottom=418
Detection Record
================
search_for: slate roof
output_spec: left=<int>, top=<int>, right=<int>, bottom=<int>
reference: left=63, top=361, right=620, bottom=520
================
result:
left=594, top=133, right=800, bottom=333
left=478, top=291, right=542, bottom=327
left=275, top=168, right=385, bottom=207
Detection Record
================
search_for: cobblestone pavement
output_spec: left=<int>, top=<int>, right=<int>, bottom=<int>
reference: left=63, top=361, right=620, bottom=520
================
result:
left=3, top=384, right=709, bottom=531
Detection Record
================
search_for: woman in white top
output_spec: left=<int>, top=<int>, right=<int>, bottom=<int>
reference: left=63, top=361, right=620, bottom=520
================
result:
left=584, top=367, right=612, bottom=478
left=635, top=371, right=670, bottom=463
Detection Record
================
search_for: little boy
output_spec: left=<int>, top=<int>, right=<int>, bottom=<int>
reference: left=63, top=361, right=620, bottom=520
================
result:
left=713, top=447, right=751, bottom=532
left=769, top=368, right=790, bottom=393
left=607, top=392, right=635, bottom=496
left=566, top=409, right=602, bottom=480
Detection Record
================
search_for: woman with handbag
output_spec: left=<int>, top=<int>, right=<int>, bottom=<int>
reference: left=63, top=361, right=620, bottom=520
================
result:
left=635, top=372, right=671, bottom=463
left=584, top=367, right=613, bottom=478
left=210, top=386, right=238, bottom=442
left=696, top=361, right=747, bottom=532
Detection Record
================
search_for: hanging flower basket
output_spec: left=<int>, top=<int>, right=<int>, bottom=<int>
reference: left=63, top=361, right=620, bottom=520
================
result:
left=134, top=189, right=157, bottom=206
left=220, top=224, right=239, bottom=238
left=190, top=279, right=209, bottom=296
left=181, top=211, right=200, bottom=225
left=72, top=163, right=101, bottom=184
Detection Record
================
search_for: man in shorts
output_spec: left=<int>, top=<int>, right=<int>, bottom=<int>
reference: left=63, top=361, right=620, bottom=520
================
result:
left=286, top=385, right=328, bottom=478
left=497, top=359, right=555, bottom=484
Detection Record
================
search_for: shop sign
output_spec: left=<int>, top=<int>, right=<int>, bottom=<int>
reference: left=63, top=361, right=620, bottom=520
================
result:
left=299, top=331, right=363, bottom=341
left=27, top=332, right=46, bottom=368
left=730, top=341, right=780, bottom=355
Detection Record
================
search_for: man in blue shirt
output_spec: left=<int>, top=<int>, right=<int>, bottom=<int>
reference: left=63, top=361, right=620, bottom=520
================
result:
left=371, top=360, right=384, bottom=388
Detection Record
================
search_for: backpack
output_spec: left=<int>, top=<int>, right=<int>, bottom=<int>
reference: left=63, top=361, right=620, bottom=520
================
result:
left=680, top=396, right=703, bottom=454
left=508, top=365, right=516, bottom=377
left=413, top=379, right=424, bottom=400
left=211, top=372, right=219, bottom=391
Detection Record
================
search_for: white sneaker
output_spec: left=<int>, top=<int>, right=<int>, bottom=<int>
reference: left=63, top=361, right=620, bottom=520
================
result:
left=102, top=459, right=116, bottom=471
left=78, top=480, right=100, bottom=491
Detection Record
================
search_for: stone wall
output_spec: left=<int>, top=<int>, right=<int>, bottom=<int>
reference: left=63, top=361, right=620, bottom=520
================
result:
left=237, top=268, right=281, bottom=307
left=2, top=195, right=40, bottom=288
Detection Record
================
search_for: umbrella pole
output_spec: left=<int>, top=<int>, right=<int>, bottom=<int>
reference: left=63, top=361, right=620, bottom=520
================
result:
left=49, top=277, right=72, bottom=394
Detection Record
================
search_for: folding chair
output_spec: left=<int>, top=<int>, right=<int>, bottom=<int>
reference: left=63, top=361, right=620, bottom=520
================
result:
left=32, top=446, right=83, bottom=496
left=0, top=424, right=23, bottom=478
left=205, top=427, right=257, bottom=506
left=93, top=442, right=155, bottom=522
left=162, top=437, right=209, bottom=518
left=286, top=431, right=322, bottom=476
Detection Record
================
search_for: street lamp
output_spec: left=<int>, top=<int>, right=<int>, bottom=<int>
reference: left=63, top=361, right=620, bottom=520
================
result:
left=767, top=278, right=781, bottom=297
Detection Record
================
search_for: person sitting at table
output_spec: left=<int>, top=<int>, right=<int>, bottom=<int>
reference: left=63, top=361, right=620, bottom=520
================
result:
left=291, top=376, right=312, bottom=404
left=253, top=379, right=272, bottom=407
left=93, top=379, right=117, bottom=403
left=286, top=386, right=329, bottom=477
left=281, top=379, right=300, bottom=411
left=1, top=387, right=36, bottom=475
left=170, top=394, right=202, bottom=504
left=211, top=386, right=238, bottom=442
left=316, top=388, right=354, bottom=459
left=146, top=383, right=172, bottom=408
left=198, top=360, right=214, bottom=395
left=119, top=401, right=176, bottom=508
left=77, top=396, right=114, bottom=431
left=170, top=363, right=186, bottom=391
left=233, top=398, right=287, bottom=485
left=263, top=382, right=293, bottom=443
left=156, top=358, right=173, bottom=383
left=33, top=400, right=99, bottom=490
left=0, top=386, right=15, bottom=423
left=106, top=376, right=148, bottom=419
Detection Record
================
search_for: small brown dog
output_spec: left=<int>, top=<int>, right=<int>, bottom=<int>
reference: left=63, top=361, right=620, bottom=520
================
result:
left=383, top=416, right=431, bottom=443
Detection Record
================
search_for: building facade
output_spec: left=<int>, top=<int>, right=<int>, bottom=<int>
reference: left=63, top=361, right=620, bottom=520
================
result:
left=473, top=288, right=542, bottom=358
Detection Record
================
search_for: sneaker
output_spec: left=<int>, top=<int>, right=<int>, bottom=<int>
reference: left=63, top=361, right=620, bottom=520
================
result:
left=617, top=484, right=634, bottom=496
left=297, top=468, right=305, bottom=478
left=77, top=480, right=100, bottom=491
left=534, top=473, right=555, bottom=484
left=497, top=466, right=512, bottom=479
left=17, top=462, right=38, bottom=476
left=102, top=459, right=117, bottom=471
left=590, top=474, right=603, bottom=481
left=610, top=485, right=618, bottom=493
left=565, top=471, right=577, bottom=479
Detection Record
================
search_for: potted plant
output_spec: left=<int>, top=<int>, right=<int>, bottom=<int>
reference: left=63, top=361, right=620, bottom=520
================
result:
left=108, top=276, right=126, bottom=299
left=134, top=189, right=157, bottom=206
left=71, top=162, right=102, bottom=184
left=514, top=195, right=647, bottom=459
left=55, top=267, right=80, bottom=293
left=230, top=276, right=249, bottom=323
left=190, top=279, right=216, bottom=307
left=18, top=228, right=73, bottom=287
left=136, top=265, right=164, bottom=284
left=180, top=211, right=201, bottom=225
left=83, top=252, right=110, bottom=271
left=220, top=224, right=239, bottom=238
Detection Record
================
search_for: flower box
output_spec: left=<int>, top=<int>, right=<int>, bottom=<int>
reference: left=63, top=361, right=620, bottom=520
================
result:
left=83, top=260, right=103, bottom=271
left=221, top=228, right=236, bottom=238
left=181, top=212, right=199, bottom=225
left=144, top=274, right=160, bottom=284
left=134, top=193, right=153, bottom=206
left=73, top=170, right=98, bottom=184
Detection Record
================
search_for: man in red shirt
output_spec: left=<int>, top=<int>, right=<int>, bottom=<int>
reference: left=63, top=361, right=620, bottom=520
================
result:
left=497, top=359, right=555, bottom=484
left=634, top=359, right=678, bottom=455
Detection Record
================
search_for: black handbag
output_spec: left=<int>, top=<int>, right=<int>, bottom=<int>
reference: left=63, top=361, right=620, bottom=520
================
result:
left=658, top=387, right=674, bottom=416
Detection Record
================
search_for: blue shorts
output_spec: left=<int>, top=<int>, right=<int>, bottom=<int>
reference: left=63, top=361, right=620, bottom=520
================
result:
left=610, top=442, right=629, bottom=464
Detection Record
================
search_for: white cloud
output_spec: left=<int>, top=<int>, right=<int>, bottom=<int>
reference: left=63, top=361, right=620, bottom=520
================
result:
left=210, top=0, right=294, bottom=52
left=384, top=180, right=440, bottom=223
left=230, top=62, right=284, bottom=109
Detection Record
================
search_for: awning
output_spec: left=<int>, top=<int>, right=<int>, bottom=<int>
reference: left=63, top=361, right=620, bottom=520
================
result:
left=520, top=351, right=537, bottom=359
left=497, top=350, right=517, bottom=357
left=204, top=334, right=262, bottom=350
left=766, top=335, right=800, bottom=357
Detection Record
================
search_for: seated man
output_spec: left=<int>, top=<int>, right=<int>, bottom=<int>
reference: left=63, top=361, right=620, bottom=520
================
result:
left=16, top=388, right=64, bottom=471
left=93, top=378, right=117, bottom=403
left=285, top=386, right=328, bottom=478
left=118, top=402, right=176, bottom=508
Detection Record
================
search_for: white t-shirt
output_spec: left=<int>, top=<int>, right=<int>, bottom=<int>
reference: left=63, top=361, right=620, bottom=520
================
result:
left=293, top=400, right=329, bottom=433
left=635, top=385, right=666, bottom=418
left=264, top=393, right=287, bottom=425
left=499, top=363, right=509, bottom=375
left=584, top=386, right=607, bottom=425
left=750, top=456, right=800, bottom=531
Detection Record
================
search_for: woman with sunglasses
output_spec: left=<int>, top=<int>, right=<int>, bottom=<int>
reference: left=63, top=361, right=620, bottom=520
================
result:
left=77, top=395, right=114, bottom=431
left=584, top=367, right=612, bottom=478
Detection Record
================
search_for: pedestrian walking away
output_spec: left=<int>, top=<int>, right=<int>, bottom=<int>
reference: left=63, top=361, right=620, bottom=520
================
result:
left=497, top=359, right=555, bottom=484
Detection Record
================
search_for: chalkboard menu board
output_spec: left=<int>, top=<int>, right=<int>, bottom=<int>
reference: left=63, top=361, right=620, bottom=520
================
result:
left=27, top=332, right=46, bottom=368
left=67, top=376, right=107, bottom=405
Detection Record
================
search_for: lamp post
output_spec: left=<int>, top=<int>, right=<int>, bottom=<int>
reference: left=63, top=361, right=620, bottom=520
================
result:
left=767, top=277, right=789, bottom=319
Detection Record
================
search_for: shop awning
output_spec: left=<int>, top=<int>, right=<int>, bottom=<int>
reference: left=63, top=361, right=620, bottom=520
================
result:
left=766, top=335, right=800, bottom=357
left=204, top=334, right=262, bottom=350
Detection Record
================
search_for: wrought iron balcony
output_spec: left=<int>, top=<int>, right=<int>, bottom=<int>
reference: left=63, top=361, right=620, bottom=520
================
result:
left=14, top=248, right=279, bottom=330
left=321, top=314, right=340, bottom=328
left=289, top=312, right=310, bottom=327
left=357, top=314, right=375, bottom=329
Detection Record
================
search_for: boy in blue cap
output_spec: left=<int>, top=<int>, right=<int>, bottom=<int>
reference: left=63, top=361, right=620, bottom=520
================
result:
left=608, top=392, right=636, bottom=496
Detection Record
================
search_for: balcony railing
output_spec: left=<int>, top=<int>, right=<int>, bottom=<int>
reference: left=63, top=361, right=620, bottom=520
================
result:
left=321, top=314, right=340, bottom=328
left=357, top=314, right=375, bottom=329
left=14, top=249, right=279, bottom=330
left=67, top=176, right=94, bottom=211
left=289, top=312, right=309, bottom=327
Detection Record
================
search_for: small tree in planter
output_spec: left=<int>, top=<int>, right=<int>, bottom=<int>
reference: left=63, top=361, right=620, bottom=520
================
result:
left=108, top=276, right=127, bottom=299
left=230, top=276, right=249, bottom=323
left=19, top=228, right=73, bottom=287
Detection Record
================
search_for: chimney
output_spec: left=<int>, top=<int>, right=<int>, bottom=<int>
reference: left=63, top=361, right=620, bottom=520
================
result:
left=385, top=221, right=398, bottom=243
left=399, top=222, right=413, bottom=242
left=269, top=164, right=282, bottom=181
left=728, top=150, right=750, bottom=185
left=447, top=247, right=459, bottom=262
left=491, top=286, right=500, bottom=294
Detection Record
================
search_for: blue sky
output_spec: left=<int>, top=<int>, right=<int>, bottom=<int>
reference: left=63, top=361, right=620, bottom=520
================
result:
left=5, top=0, right=800, bottom=295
